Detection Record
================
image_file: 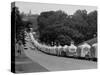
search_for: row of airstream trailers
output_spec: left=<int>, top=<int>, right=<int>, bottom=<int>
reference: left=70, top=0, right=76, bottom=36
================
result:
left=26, top=32, right=97, bottom=61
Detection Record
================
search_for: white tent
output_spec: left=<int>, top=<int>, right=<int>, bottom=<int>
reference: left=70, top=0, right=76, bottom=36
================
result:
left=68, top=44, right=77, bottom=53
left=78, top=43, right=91, bottom=57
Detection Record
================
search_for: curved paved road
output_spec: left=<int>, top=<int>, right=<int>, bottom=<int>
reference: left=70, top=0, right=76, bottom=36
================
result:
left=23, top=41, right=97, bottom=72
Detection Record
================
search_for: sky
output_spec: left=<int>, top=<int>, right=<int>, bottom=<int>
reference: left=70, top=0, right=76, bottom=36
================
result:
left=15, top=1, right=97, bottom=15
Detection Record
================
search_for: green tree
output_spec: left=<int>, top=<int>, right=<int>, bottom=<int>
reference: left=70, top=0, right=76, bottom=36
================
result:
left=86, top=10, right=97, bottom=39
left=37, top=10, right=97, bottom=45
left=11, top=7, right=25, bottom=44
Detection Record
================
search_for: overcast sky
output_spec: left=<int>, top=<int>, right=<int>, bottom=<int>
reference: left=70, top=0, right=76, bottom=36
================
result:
left=15, top=1, right=97, bottom=15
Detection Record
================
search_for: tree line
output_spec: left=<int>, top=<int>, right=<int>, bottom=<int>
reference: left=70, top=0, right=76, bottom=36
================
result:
left=37, top=10, right=97, bottom=46
left=11, top=6, right=97, bottom=46
left=11, top=7, right=32, bottom=44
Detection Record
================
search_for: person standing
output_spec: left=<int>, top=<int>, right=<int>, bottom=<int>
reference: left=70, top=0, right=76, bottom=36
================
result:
left=63, top=45, right=68, bottom=56
left=58, top=45, right=62, bottom=56
left=17, top=41, right=24, bottom=56
left=15, top=41, right=19, bottom=56
left=91, top=43, right=97, bottom=58
left=52, top=45, right=57, bottom=55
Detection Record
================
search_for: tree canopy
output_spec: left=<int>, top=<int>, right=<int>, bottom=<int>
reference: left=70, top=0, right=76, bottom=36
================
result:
left=12, top=7, right=97, bottom=46
left=37, top=10, right=97, bottom=45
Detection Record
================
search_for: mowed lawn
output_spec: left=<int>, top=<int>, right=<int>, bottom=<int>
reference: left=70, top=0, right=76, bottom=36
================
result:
left=15, top=49, right=48, bottom=73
